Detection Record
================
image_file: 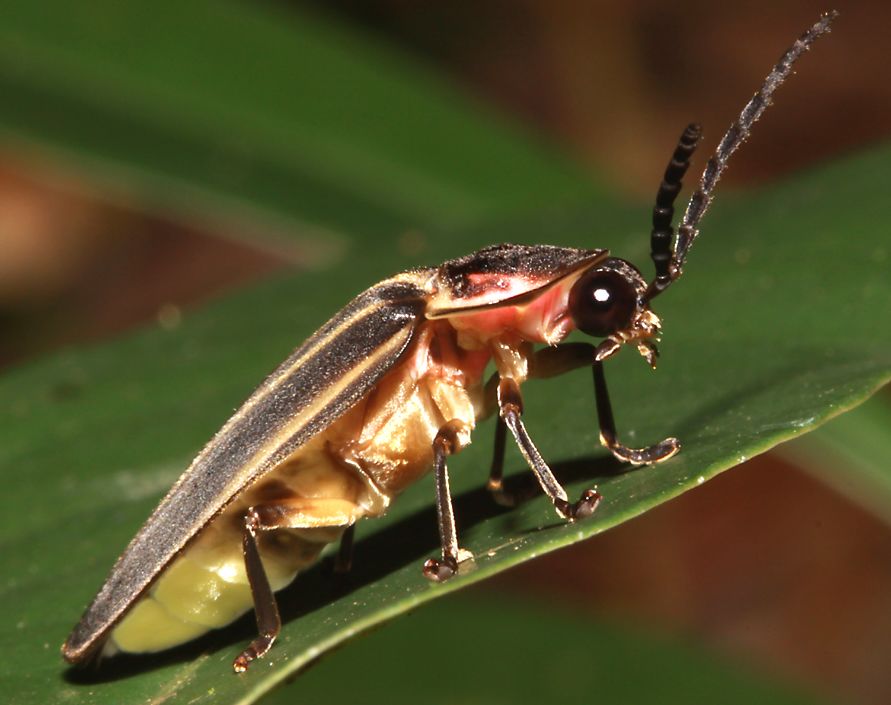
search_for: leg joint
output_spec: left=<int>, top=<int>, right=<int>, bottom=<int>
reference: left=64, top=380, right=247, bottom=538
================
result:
left=497, top=377, right=523, bottom=416
left=243, top=507, right=261, bottom=533
left=434, top=419, right=466, bottom=455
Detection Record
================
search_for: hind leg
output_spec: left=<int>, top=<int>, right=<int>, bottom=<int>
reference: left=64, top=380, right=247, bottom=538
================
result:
left=233, top=497, right=364, bottom=673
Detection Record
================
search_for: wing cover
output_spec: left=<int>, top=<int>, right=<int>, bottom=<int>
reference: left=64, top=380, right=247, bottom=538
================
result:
left=64, top=271, right=431, bottom=661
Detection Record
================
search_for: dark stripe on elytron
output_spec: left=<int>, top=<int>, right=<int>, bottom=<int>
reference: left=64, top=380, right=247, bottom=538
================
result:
left=64, top=275, right=429, bottom=659
left=439, top=243, right=605, bottom=299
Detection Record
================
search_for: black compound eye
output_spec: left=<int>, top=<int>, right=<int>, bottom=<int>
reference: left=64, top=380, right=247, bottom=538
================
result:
left=568, top=269, right=638, bottom=338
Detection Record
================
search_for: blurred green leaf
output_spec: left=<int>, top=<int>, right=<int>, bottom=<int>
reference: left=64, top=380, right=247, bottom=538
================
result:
left=1, top=142, right=889, bottom=704
left=0, top=0, right=600, bottom=243
left=778, top=392, right=891, bottom=523
left=259, top=596, right=831, bottom=705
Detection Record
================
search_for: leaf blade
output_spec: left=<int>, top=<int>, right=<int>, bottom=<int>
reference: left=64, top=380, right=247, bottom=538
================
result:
left=1, top=144, right=889, bottom=703
left=0, top=0, right=601, bottom=240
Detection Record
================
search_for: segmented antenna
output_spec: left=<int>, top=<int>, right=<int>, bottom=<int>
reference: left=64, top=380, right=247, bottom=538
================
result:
left=650, top=123, right=702, bottom=284
left=673, top=11, right=837, bottom=272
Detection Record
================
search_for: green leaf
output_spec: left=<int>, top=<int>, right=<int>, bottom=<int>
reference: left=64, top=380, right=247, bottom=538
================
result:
left=259, top=596, right=830, bottom=705
left=0, top=0, right=600, bottom=242
left=2, top=143, right=889, bottom=704
left=778, top=393, right=891, bottom=523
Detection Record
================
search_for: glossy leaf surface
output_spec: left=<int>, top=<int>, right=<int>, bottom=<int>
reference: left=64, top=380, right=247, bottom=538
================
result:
left=0, top=0, right=597, bottom=242
left=1, top=145, right=889, bottom=704
left=261, top=596, right=830, bottom=705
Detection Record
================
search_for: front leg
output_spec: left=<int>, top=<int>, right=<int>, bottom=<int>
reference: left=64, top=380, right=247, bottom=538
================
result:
left=592, top=360, right=679, bottom=464
left=530, top=343, right=679, bottom=465
left=497, top=377, right=601, bottom=521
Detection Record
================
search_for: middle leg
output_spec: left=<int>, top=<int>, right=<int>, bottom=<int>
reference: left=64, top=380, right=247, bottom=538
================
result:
left=423, top=420, right=473, bottom=582
left=486, top=416, right=516, bottom=507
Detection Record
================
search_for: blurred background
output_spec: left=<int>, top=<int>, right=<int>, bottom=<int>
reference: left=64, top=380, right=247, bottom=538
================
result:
left=2, top=1, right=889, bottom=703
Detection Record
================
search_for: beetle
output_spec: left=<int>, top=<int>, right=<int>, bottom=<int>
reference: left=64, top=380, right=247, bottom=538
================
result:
left=63, top=13, right=836, bottom=673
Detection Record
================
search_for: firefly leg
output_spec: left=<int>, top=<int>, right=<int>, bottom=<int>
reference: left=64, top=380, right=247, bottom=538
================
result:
left=423, top=421, right=472, bottom=582
left=592, top=360, right=680, bottom=464
left=233, top=497, right=363, bottom=672
left=484, top=343, right=591, bottom=507
left=481, top=371, right=521, bottom=507
left=528, top=343, right=680, bottom=465
left=233, top=509, right=281, bottom=673
left=334, top=524, right=355, bottom=574
left=498, top=377, right=601, bottom=521
left=486, top=416, right=516, bottom=507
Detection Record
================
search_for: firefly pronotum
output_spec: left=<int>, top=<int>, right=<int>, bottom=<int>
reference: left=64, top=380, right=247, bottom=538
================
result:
left=63, top=13, right=837, bottom=672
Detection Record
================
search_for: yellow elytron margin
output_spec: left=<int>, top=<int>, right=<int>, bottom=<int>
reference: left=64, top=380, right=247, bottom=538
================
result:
left=232, top=272, right=429, bottom=422
left=63, top=272, right=429, bottom=661
left=188, top=272, right=429, bottom=537
left=211, top=323, right=415, bottom=521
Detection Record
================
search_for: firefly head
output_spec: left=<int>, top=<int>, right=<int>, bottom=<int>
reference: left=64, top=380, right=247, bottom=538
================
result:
left=569, top=258, right=661, bottom=368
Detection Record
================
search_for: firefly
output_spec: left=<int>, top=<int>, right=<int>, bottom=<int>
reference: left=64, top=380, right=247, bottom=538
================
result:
left=63, top=13, right=837, bottom=673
